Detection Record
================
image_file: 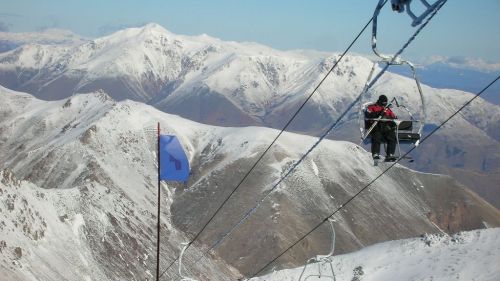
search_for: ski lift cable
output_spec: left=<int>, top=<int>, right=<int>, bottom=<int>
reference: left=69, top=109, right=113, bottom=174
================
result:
left=190, top=0, right=446, bottom=266
left=250, top=74, right=500, bottom=278
left=157, top=2, right=389, bottom=278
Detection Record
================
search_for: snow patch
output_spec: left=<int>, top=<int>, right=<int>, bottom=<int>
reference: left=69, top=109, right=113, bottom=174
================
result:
left=72, top=214, right=86, bottom=238
left=311, top=159, right=319, bottom=177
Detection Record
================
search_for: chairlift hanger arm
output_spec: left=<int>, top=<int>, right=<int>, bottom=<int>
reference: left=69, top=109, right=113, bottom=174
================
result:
left=392, top=0, right=446, bottom=26
left=373, top=0, right=446, bottom=61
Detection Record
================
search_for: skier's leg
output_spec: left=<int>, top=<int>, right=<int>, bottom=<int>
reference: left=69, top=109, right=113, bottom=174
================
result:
left=384, top=129, right=397, bottom=161
left=371, top=130, right=382, bottom=158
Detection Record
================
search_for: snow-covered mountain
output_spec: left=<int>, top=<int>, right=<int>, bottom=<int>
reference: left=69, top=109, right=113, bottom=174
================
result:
left=1, top=87, right=499, bottom=280
left=0, top=23, right=335, bottom=115
left=0, top=87, right=241, bottom=280
left=0, top=24, right=499, bottom=210
left=251, top=228, right=500, bottom=281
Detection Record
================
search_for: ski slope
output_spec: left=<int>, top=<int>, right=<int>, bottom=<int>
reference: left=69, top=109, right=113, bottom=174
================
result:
left=251, top=228, right=500, bottom=281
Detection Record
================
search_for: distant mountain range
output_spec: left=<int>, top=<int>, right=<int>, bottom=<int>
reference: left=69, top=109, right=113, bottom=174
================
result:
left=2, top=26, right=498, bottom=104
left=0, top=23, right=499, bottom=210
left=389, top=62, right=500, bottom=105
left=0, top=28, right=87, bottom=53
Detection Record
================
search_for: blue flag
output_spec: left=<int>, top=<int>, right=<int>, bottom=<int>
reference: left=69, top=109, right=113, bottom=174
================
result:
left=159, top=135, right=190, bottom=182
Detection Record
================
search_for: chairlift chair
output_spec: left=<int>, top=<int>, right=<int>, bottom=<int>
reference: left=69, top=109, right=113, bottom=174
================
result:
left=359, top=95, right=423, bottom=158
left=177, top=242, right=198, bottom=281
left=356, top=0, right=440, bottom=158
left=298, top=219, right=337, bottom=281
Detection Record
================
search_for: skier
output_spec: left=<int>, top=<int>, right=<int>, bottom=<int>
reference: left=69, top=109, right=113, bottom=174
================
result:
left=365, top=94, right=398, bottom=162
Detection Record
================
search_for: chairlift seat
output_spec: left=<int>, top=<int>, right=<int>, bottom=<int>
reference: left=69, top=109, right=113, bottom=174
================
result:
left=398, top=132, right=420, bottom=142
left=397, top=120, right=413, bottom=131
left=395, top=120, right=420, bottom=142
left=362, top=119, right=420, bottom=143
left=362, top=130, right=420, bottom=143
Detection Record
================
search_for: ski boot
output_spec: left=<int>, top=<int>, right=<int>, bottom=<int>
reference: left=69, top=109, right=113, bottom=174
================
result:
left=384, top=154, right=397, bottom=162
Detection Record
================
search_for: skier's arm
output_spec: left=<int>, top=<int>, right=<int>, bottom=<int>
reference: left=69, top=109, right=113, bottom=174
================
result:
left=384, top=108, right=397, bottom=119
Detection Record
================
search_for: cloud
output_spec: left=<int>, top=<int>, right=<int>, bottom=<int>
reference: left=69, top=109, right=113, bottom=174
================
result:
left=98, top=22, right=148, bottom=36
left=0, top=21, right=10, bottom=32
left=418, top=56, right=500, bottom=73
left=35, top=16, right=62, bottom=32
left=0, top=13, right=17, bottom=32
left=0, top=13, right=22, bottom=18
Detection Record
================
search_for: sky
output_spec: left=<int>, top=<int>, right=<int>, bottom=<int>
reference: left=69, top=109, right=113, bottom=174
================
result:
left=0, top=0, right=499, bottom=62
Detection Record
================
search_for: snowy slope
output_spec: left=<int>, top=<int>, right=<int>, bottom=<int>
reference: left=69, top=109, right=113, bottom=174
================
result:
left=0, top=87, right=242, bottom=280
left=251, top=228, right=500, bottom=281
left=1, top=87, right=499, bottom=279
left=0, top=169, right=110, bottom=281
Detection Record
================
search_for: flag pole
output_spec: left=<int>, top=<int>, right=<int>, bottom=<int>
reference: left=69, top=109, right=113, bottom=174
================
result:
left=156, top=122, right=161, bottom=281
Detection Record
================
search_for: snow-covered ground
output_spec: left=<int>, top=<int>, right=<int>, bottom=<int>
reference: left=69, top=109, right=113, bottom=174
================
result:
left=252, top=228, right=500, bottom=281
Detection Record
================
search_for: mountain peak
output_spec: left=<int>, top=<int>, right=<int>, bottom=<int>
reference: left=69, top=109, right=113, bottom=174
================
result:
left=98, top=23, right=174, bottom=44
left=141, top=23, right=170, bottom=33
left=72, top=89, right=116, bottom=104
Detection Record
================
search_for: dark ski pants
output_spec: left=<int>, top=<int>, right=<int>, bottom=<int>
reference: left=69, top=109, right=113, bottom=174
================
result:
left=370, top=127, right=396, bottom=156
